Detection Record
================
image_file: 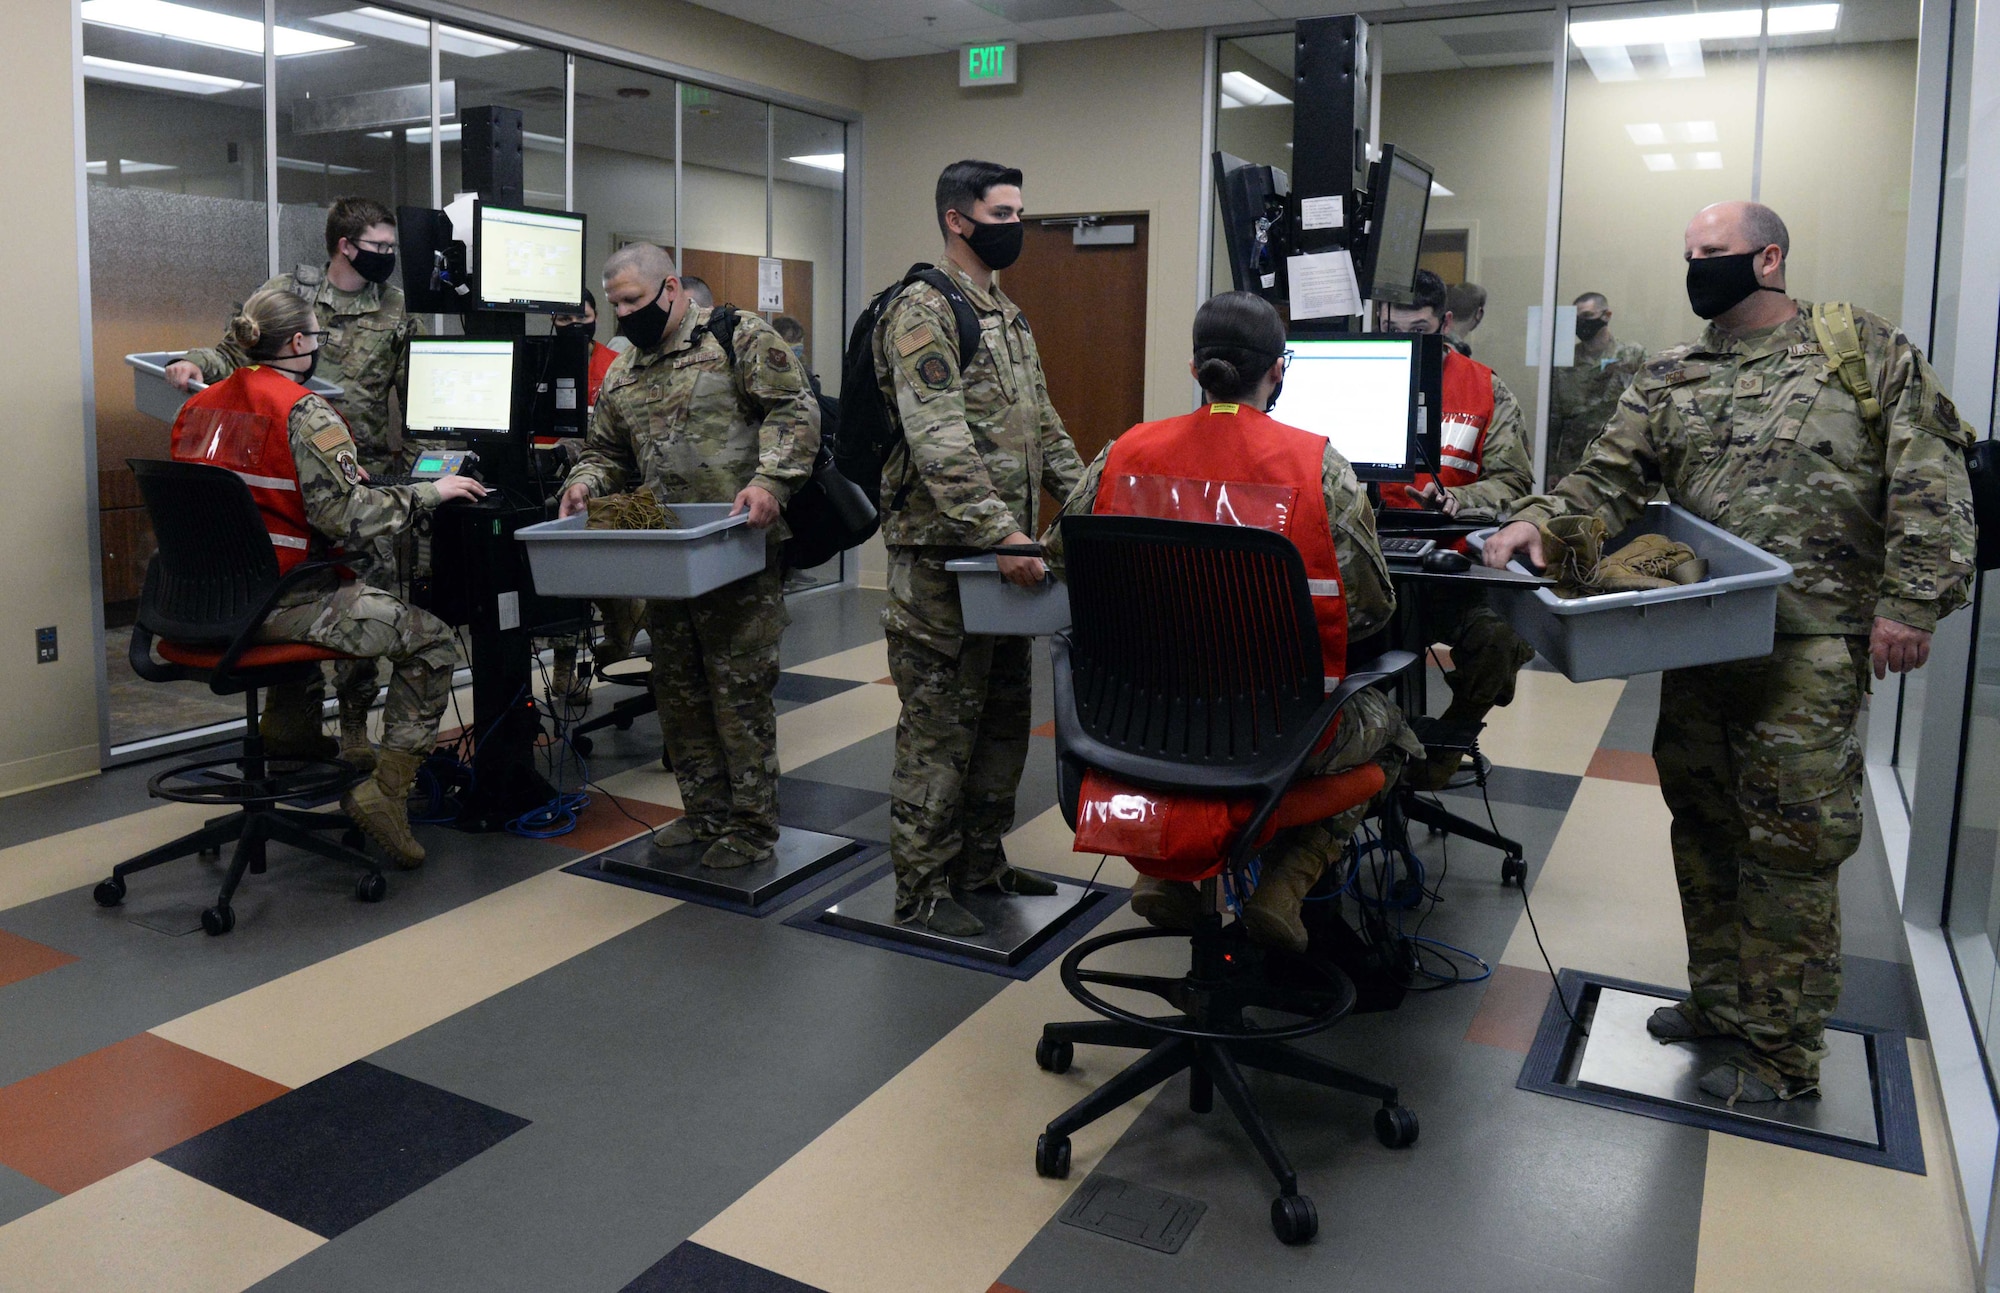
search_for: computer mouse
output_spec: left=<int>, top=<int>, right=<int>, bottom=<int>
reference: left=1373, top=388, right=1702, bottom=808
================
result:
left=1421, top=548, right=1472, bottom=574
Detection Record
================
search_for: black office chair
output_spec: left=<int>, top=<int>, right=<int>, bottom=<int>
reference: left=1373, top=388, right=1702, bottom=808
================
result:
left=1034, top=514, right=1420, bottom=1245
left=95, top=459, right=381, bottom=935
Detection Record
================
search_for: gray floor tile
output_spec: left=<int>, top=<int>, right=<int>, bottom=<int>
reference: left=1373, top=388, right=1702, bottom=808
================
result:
left=780, top=589, right=888, bottom=668
left=0, top=1163, right=59, bottom=1228
left=788, top=728, right=895, bottom=794
left=1597, top=672, right=1663, bottom=753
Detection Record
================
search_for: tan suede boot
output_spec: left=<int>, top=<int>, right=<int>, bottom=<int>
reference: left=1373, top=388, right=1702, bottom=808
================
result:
left=1597, top=534, right=1708, bottom=592
left=1241, top=849, right=1328, bottom=954
left=1130, top=875, right=1202, bottom=930
left=342, top=748, right=427, bottom=869
left=1540, top=516, right=1608, bottom=598
left=338, top=718, right=377, bottom=775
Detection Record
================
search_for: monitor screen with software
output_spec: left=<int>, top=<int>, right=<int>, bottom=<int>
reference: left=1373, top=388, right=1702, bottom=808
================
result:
left=405, top=339, right=516, bottom=437
left=1266, top=334, right=1420, bottom=482
left=1357, top=146, right=1433, bottom=306
left=474, top=202, right=586, bottom=312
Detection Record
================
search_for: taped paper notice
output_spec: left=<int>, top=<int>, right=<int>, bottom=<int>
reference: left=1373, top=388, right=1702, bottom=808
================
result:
left=758, top=257, right=784, bottom=312
left=1299, top=195, right=1344, bottom=230
left=1286, top=250, right=1362, bottom=319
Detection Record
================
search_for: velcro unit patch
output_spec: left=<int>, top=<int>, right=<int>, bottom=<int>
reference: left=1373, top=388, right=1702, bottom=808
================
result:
left=896, top=324, right=936, bottom=357
left=311, top=425, right=353, bottom=453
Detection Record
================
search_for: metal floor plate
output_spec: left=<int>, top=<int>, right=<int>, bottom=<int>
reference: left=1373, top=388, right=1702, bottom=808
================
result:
left=819, top=869, right=1100, bottom=966
left=1058, top=1175, right=1206, bottom=1254
left=596, top=826, right=858, bottom=906
left=1575, top=988, right=1879, bottom=1146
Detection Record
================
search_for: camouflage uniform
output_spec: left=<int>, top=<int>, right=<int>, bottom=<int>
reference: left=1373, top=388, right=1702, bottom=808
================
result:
left=874, top=260, right=1086, bottom=917
left=1547, top=338, right=1648, bottom=485
left=187, top=267, right=424, bottom=734
left=1510, top=301, right=1976, bottom=1090
left=565, top=304, right=820, bottom=855
left=1050, top=435, right=1426, bottom=886
left=250, top=392, right=456, bottom=754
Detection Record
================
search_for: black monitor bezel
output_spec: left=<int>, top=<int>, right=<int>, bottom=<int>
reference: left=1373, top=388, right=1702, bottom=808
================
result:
left=1356, top=144, right=1434, bottom=307
left=471, top=199, right=588, bottom=314
left=1274, top=330, right=1423, bottom=484
left=403, top=336, right=519, bottom=439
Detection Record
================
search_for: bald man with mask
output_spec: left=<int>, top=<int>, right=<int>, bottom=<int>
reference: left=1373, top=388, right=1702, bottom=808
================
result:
left=1483, top=202, right=1977, bottom=1104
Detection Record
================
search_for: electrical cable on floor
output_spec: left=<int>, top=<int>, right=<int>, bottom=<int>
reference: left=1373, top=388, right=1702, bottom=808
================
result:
left=1463, top=768, right=1586, bottom=1036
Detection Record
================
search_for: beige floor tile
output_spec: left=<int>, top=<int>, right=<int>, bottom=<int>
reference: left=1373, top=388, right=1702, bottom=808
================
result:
left=0, top=1158, right=321, bottom=1293
left=151, top=869, right=676, bottom=1088
left=1476, top=669, right=1627, bottom=776
left=776, top=679, right=905, bottom=771
left=0, top=802, right=216, bottom=914
left=788, top=639, right=891, bottom=682
left=1498, top=776, right=1689, bottom=988
left=592, top=762, right=683, bottom=811
left=1006, top=805, right=1140, bottom=889
left=1694, top=1039, right=1977, bottom=1292
left=695, top=908, right=1163, bottom=1293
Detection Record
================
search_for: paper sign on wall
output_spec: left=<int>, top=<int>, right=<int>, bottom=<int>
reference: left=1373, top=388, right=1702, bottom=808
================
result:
left=1525, top=305, right=1580, bottom=367
left=1286, top=250, right=1362, bottom=319
left=758, top=257, right=784, bottom=312
left=1298, top=196, right=1344, bottom=231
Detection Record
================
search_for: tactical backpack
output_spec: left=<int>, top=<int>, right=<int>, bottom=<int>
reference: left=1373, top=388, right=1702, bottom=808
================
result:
left=1810, top=301, right=2000, bottom=571
left=835, top=264, right=982, bottom=519
left=701, top=306, right=874, bottom=570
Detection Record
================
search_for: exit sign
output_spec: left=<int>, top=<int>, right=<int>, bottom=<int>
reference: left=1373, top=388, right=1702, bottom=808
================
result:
left=960, top=41, right=1018, bottom=87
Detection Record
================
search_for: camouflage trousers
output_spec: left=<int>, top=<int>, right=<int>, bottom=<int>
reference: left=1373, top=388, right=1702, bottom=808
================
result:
left=255, top=581, right=456, bottom=754
left=1654, top=634, right=1868, bottom=1086
left=1263, top=686, right=1423, bottom=888
left=648, top=563, right=786, bottom=853
left=1423, top=588, right=1536, bottom=713
left=266, top=536, right=399, bottom=737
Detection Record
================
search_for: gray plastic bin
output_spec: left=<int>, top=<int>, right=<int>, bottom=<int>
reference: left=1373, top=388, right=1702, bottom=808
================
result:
left=125, top=351, right=343, bottom=423
left=515, top=504, right=766, bottom=601
left=1467, top=503, right=1793, bottom=682
left=945, top=556, right=1072, bottom=636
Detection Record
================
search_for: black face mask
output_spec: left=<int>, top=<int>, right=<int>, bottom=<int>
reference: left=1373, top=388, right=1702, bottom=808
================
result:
left=270, top=346, right=319, bottom=383
left=617, top=280, right=674, bottom=350
left=1685, top=252, right=1783, bottom=320
left=959, top=216, right=1024, bottom=271
left=1575, top=315, right=1608, bottom=341
left=349, top=246, right=396, bottom=284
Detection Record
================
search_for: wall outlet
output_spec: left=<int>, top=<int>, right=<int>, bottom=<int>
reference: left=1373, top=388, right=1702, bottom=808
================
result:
left=35, top=626, right=56, bottom=664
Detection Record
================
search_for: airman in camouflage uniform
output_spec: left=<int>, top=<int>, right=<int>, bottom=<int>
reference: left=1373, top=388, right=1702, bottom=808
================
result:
left=176, top=201, right=423, bottom=769
left=1547, top=292, right=1647, bottom=484
left=562, top=245, right=820, bottom=869
left=1488, top=202, right=1976, bottom=1101
left=874, top=161, right=1086, bottom=936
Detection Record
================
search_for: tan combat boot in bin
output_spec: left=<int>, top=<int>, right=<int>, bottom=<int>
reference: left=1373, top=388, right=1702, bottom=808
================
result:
left=1597, top=533, right=1709, bottom=592
left=1539, top=516, right=1608, bottom=598
left=343, top=748, right=427, bottom=869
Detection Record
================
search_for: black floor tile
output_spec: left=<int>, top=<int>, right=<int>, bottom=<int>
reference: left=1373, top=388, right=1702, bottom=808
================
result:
left=774, top=672, right=866, bottom=706
left=777, top=776, right=889, bottom=836
left=156, top=1060, right=529, bottom=1238
left=621, top=1242, right=827, bottom=1292
left=1438, top=763, right=1582, bottom=813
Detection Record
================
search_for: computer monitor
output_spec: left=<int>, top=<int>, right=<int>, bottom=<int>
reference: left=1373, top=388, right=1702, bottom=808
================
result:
left=1356, top=145, right=1433, bottom=306
left=1212, top=151, right=1290, bottom=299
left=1266, top=333, right=1421, bottom=483
left=405, top=338, right=516, bottom=437
left=474, top=202, right=586, bottom=313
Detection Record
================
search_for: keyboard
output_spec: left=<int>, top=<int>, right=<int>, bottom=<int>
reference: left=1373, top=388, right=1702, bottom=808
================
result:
left=1380, top=536, right=1437, bottom=559
left=368, top=474, right=418, bottom=487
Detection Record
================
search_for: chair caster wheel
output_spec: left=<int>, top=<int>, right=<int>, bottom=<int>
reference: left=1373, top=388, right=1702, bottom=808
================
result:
left=570, top=735, right=593, bottom=757
left=1271, top=1193, right=1317, bottom=1245
left=201, top=905, right=235, bottom=936
left=342, top=828, right=366, bottom=851
left=93, top=877, right=127, bottom=907
left=1035, top=1133, right=1071, bottom=1179
left=1375, top=1104, right=1419, bottom=1149
left=1501, top=855, right=1527, bottom=887
left=355, top=873, right=387, bottom=903
left=614, top=718, right=636, bottom=732
left=1035, top=1038, right=1074, bottom=1074
left=198, top=845, right=222, bottom=861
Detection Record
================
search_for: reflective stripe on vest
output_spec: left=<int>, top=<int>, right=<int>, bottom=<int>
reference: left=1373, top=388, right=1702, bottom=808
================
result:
left=1093, top=403, right=1349, bottom=686
left=169, top=365, right=323, bottom=574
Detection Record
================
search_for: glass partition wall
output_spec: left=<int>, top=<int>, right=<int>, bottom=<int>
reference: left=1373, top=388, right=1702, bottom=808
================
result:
left=84, top=2, right=856, bottom=753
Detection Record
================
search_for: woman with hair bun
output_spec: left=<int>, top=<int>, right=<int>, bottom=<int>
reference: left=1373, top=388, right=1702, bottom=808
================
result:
left=167, top=287, right=487, bottom=869
left=1045, top=290, right=1422, bottom=953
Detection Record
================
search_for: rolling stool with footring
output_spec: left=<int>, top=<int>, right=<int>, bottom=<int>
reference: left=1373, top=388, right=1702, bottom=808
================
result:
left=1033, top=514, right=1422, bottom=1245
left=95, top=459, right=384, bottom=935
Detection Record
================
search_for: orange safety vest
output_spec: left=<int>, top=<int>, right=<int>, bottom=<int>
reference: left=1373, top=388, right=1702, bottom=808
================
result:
left=170, top=364, right=336, bottom=575
left=1380, top=346, right=1497, bottom=510
left=586, top=341, right=618, bottom=409
left=1093, top=402, right=1349, bottom=684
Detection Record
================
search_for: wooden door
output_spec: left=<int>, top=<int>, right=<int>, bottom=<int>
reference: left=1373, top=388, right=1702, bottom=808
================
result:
left=999, top=216, right=1148, bottom=529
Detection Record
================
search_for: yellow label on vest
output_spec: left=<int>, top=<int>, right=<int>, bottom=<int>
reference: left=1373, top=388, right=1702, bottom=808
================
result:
left=1209, top=403, right=1241, bottom=415
left=896, top=324, right=936, bottom=357
left=311, top=425, right=353, bottom=453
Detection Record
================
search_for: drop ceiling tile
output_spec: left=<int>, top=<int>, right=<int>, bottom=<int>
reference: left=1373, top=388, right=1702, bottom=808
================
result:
left=768, top=11, right=909, bottom=42
left=829, top=34, right=960, bottom=57
left=1256, top=0, right=1366, bottom=17
left=1120, top=0, right=1274, bottom=27
left=1019, top=11, right=1160, bottom=39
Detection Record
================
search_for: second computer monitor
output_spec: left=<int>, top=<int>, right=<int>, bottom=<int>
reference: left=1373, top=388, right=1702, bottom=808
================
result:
left=405, top=338, right=516, bottom=438
left=1266, top=333, right=1420, bottom=483
left=475, top=201, right=586, bottom=313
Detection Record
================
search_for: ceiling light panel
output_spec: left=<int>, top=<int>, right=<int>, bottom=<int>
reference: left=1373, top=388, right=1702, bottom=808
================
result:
left=1642, top=153, right=1677, bottom=171
left=1625, top=122, right=1666, bottom=145
left=83, top=54, right=256, bottom=93
left=786, top=153, right=845, bottom=172
left=308, top=7, right=524, bottom=58
left=1219, top=70, right=1291, bottom=109
left=1692, top=151, right=1724, bottom=169
left=82, top=0, right=352, bottom=56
